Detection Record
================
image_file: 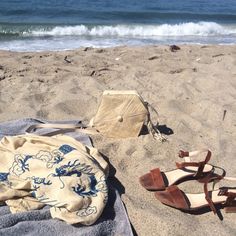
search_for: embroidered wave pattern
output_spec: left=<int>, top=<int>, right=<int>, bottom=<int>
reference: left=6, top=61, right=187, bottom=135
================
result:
left=0, top=172, right=9, bottom=181
left=31, top=176, right=52, bottom=186
left=72, top=175, right=108, bottom=198
left=10, top=150, right=64, bottom=176
left=9, top=155, right=33, bottom=176
left=77, top=206, right=97, bottom=217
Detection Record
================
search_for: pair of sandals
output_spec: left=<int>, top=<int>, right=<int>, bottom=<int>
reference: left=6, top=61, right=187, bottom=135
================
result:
left=139, top=149, right=236, bottom=215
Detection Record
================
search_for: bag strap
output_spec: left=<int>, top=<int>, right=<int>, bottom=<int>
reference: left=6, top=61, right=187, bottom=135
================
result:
left=144, top=102, right=167, bottom=142
left=25, top=123, right=98, bottom=136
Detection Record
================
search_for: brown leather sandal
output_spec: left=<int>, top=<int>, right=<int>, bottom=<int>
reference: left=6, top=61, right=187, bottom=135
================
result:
left=139, top=149, right=213, bottom=191
left=154, top=175, right=236, bottom=214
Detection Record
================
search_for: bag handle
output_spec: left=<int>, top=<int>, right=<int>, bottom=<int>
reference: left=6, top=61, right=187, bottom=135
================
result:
left=25, top=123, right=98, bottom=136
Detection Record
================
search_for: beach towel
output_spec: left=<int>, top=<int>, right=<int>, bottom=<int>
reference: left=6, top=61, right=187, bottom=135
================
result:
left=0, top=118, right=133, bottom=236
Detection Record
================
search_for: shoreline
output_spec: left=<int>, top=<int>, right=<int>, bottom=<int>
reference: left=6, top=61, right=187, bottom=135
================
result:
left=0, top=44, right=236, bottom=235
left=0, top=42, right=235, bottom=53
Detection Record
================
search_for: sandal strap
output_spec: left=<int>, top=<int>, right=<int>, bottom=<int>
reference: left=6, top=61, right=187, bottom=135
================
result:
left=150, top=168, right=166, bottom=190
left=204, top=175, right=236, bottom=214
left=176, top=149, right=211, bottom=177
left=218, top=177, right=236, bottom=206
left=203, top=175, right=222, bottom=214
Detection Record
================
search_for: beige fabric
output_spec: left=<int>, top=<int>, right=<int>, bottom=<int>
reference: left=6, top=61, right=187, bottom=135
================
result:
left=25, top=90, right=166, bottom=141
left=0, top=134, right=108, bottom=225
left=91, top=90, right=148, bottom=138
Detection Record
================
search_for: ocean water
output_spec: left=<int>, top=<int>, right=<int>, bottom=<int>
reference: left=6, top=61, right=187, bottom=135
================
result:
left=0, top=0, right=236, bottom=51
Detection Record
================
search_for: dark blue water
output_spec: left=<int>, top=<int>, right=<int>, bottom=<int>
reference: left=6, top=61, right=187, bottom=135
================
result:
left=0, top=0, right=236, bottom=51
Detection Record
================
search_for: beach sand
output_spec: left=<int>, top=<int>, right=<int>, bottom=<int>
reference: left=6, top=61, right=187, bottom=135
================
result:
left=0, top=45, right=236, bottom=235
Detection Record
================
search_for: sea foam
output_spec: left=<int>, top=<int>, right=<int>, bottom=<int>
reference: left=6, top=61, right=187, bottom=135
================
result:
left=28, top=22, right=236, bottom=37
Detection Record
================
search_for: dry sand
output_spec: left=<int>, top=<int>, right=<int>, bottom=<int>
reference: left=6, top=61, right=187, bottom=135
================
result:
left=0, top=45, right=236, bottom=235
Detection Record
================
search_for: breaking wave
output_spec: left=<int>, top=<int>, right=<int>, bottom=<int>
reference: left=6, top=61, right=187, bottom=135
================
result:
left=26, top=22, right=236, bottom=37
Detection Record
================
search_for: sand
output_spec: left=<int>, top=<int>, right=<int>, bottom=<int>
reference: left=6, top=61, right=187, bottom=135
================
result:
left=0, top=45, right=236, bottom=235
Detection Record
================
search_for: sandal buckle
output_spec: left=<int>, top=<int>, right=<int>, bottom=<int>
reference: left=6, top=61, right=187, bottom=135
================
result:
left=218, top=188, right=228, bottom=196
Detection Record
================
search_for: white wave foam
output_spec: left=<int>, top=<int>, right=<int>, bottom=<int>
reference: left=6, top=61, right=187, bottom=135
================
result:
left=27, top=22, right=236, bottom=37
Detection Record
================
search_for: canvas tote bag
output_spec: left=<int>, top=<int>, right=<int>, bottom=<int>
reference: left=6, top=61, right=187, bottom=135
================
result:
left=0, top=134, right=108, bottom=225
left=26, top=90, right=166, bottom=141
left=90, top=90, right=165, bottom=140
